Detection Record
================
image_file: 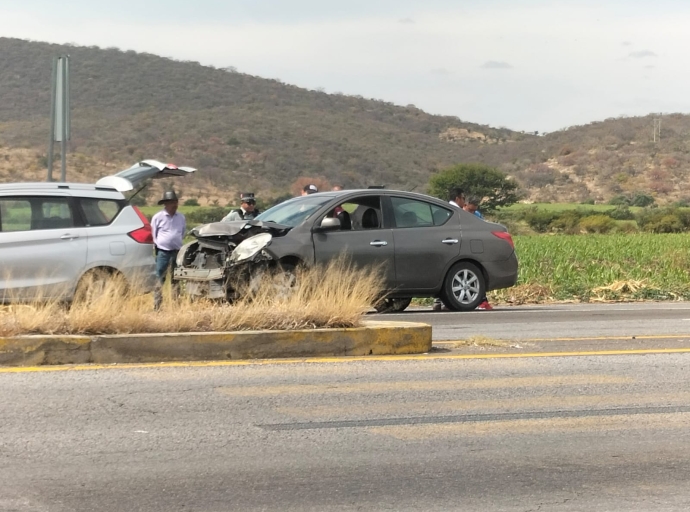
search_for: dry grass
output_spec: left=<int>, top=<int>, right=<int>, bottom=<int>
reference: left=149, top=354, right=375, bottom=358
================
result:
left=0, top=257, right=384, bottom=336
left=490, top=283, right=556, bottom=305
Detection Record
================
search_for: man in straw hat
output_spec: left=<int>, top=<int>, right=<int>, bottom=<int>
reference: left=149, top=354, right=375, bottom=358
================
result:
left=151, top=190, right=186, bottom=310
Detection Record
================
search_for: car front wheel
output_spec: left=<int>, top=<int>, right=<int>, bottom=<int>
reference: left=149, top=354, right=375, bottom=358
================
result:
left=440, top=262, right=485, bottom=312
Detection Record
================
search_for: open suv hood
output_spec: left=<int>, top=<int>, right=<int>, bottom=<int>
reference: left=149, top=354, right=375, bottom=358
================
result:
left=96, top=160, right=197, bottom=192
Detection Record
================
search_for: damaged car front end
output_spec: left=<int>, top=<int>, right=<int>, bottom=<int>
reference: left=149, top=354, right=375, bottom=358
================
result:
left=174, top=220, right=293, bottom=300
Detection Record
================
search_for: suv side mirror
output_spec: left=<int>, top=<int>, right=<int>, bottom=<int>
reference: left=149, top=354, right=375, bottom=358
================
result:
left=313, top=217, right=341, bottom=232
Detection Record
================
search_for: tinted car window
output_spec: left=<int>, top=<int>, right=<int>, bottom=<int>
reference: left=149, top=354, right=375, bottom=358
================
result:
left=337, top=196, right=382, bottom=230
left=431, top=205, right=452, bottom=226
left=0, top=198, right=32, bottom=232
left=79, top=198, right=123, bottom=226
left=0, top=197, right=74, bottom=231
left=391, top=197, right=452, bottom=227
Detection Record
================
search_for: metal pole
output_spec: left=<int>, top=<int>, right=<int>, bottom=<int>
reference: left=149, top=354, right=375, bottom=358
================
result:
left=60, top=57, right=68, bottom=182
left=47, top=57, right=57, bottom=182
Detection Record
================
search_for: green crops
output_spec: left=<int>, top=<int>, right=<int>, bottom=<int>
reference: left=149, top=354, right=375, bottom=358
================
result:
left=492, top=233, right=690, bottom=303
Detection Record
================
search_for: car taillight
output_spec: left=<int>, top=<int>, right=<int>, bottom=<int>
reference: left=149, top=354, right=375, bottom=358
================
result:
left=492, top=231, right=514, bottom=248
left=128, top=206, right=154, bottom=244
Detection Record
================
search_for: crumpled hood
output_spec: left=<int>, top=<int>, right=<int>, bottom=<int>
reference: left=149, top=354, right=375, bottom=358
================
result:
left=190, top=220, right=291, bottom=239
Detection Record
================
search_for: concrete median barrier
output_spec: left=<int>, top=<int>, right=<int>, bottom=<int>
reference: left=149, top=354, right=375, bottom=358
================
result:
left=0, top=321, right=431, bottom=367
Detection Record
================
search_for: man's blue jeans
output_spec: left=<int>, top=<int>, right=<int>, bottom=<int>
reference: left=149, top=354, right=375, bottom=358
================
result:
left=154, top=249, right=179, bottom=309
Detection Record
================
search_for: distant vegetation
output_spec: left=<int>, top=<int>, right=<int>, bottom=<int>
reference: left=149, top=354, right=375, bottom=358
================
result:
left=427, top=163, right=520, bottom=212
left=493, top=204, right=690, bottom=235
left=491, top=233, right=690, bottom=304
left=2, top=37, right=690, bottom=207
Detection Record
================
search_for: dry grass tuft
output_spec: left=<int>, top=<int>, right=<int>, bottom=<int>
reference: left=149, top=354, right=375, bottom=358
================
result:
left=0, top=257, right=384, bottom=336
left=490, top=284, right=556, bottom=305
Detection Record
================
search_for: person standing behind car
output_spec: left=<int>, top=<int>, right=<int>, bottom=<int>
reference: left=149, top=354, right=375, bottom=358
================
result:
left=449, top=188, right=466, bottom=209
left=222, top=192, right=260, bottom=222
left=464, top=197, right=485, bottom=219
left=301, top=184, right=318, bottom=196
left=151, top=190, right=186, bottom=310
left=463, top=197, right=493, bottom=310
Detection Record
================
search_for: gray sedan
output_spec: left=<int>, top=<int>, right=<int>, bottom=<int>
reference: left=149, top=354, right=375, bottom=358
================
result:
left=175, top=189, right=518, bottom=312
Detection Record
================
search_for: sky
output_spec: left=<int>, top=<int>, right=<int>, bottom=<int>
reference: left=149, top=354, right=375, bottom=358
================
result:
left=3, top=0, right=690, bottom=133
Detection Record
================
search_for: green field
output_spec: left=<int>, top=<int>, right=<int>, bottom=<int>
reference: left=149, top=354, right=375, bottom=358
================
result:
left=491, top=233, right=690, bottom=303
left=138, top=205, right=205, bottom=218
left=498, top=202, right=643, bottom=214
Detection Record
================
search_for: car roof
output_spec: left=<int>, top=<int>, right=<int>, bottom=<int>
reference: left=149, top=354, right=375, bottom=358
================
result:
left=303, top=188, right=446, bottom=204
left=0, top=182, right=124, bottom=199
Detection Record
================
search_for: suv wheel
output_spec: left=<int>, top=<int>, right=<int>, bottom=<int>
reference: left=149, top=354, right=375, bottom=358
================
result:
left=440, top=262, right=485, bottom=312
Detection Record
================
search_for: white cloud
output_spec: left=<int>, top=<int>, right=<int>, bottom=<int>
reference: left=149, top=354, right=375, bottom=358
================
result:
left=481, top=61, right=512, bottom=69
left=3, top=1, right=690, bottom=132
left=629, top=50, right=657, bottom=58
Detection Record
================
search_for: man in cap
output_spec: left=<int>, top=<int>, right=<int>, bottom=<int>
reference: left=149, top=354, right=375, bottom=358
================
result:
left=222, top=192, right=261, bottom=222
left=301, top=184, right=318, bottom=195
left=151, top=190, right=186, bottom=310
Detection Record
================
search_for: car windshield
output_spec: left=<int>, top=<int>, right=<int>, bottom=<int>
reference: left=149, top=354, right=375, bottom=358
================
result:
left=255, top=196, right=333, bottom=227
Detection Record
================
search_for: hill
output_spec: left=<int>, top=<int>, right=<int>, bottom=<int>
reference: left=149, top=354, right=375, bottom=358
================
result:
left=1, top=37, right=689, bottom=206
left=0, top=37, right=526, bottom=204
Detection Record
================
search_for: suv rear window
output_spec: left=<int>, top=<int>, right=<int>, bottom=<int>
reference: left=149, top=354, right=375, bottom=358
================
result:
left=0, top=197, right=74, bottom=232
left=0, top=199, right=32, bottom=232
left=78, top=198, right=123, bottom=226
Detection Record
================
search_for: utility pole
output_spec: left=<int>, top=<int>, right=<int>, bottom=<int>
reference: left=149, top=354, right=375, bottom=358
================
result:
left=653, top=116, right=661, bottom=143
left=47, top=55, right=70, bottom=182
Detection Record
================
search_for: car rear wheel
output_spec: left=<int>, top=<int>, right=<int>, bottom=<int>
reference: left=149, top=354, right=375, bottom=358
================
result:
left=440, top=262, right=485, bottom=312
left=374, top=297, right=412, bottom=313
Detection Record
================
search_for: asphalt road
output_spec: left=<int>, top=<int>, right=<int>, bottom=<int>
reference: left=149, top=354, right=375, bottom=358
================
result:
left=371, top=301, right=690, bottom=343
left=3, top=303, right=690, bottom=511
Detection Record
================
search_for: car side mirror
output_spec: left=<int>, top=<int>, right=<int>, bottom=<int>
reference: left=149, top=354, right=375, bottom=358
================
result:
left=313, top=217, right=341, bottom=232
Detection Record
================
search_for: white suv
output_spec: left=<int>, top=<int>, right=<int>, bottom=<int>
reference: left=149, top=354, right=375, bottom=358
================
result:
left=0, top=160, right=195, bottom=303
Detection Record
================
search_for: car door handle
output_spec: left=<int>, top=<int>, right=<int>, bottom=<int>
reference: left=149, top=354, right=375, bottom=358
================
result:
left=61, top=233, right=80, bottom=240
left=442, top=238, right=459, bottom=245
left=370, top=240, right=388, bottom=247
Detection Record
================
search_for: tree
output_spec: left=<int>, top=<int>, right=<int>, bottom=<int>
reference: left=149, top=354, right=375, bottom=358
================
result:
left=427, top=163, right=520, bottom=212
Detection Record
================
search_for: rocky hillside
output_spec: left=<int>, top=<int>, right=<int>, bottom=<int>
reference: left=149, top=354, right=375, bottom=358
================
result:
left=1, top=37, right=688, bottom=205
left=0, top=37, right=525, bottom=204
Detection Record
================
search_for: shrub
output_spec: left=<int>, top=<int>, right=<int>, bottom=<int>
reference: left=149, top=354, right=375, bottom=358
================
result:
left=549, top=210, right=583, bottom=233
left=644, top=215, right=684, bottom=233
left=631, top=192, right=655, bottom=207
left=608, top=206, right=635, bottom=220
left=523, top=208, right=558, bottom=233
left=183, top=198, right=200, bottom=207
left=186, top=206, right=231, bottom=224
left=579, top=215, right=616, bottom=234
left=636, top=208, right=689, bottom=233
left=608, top=195, right=630, bottom=206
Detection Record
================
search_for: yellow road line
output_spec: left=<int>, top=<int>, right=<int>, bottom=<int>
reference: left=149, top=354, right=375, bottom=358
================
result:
left=3, top=347, right=690, bottom=374
left=435, top=334, right=690, bottom=344
left=216, top=375, right=629, bottom=397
